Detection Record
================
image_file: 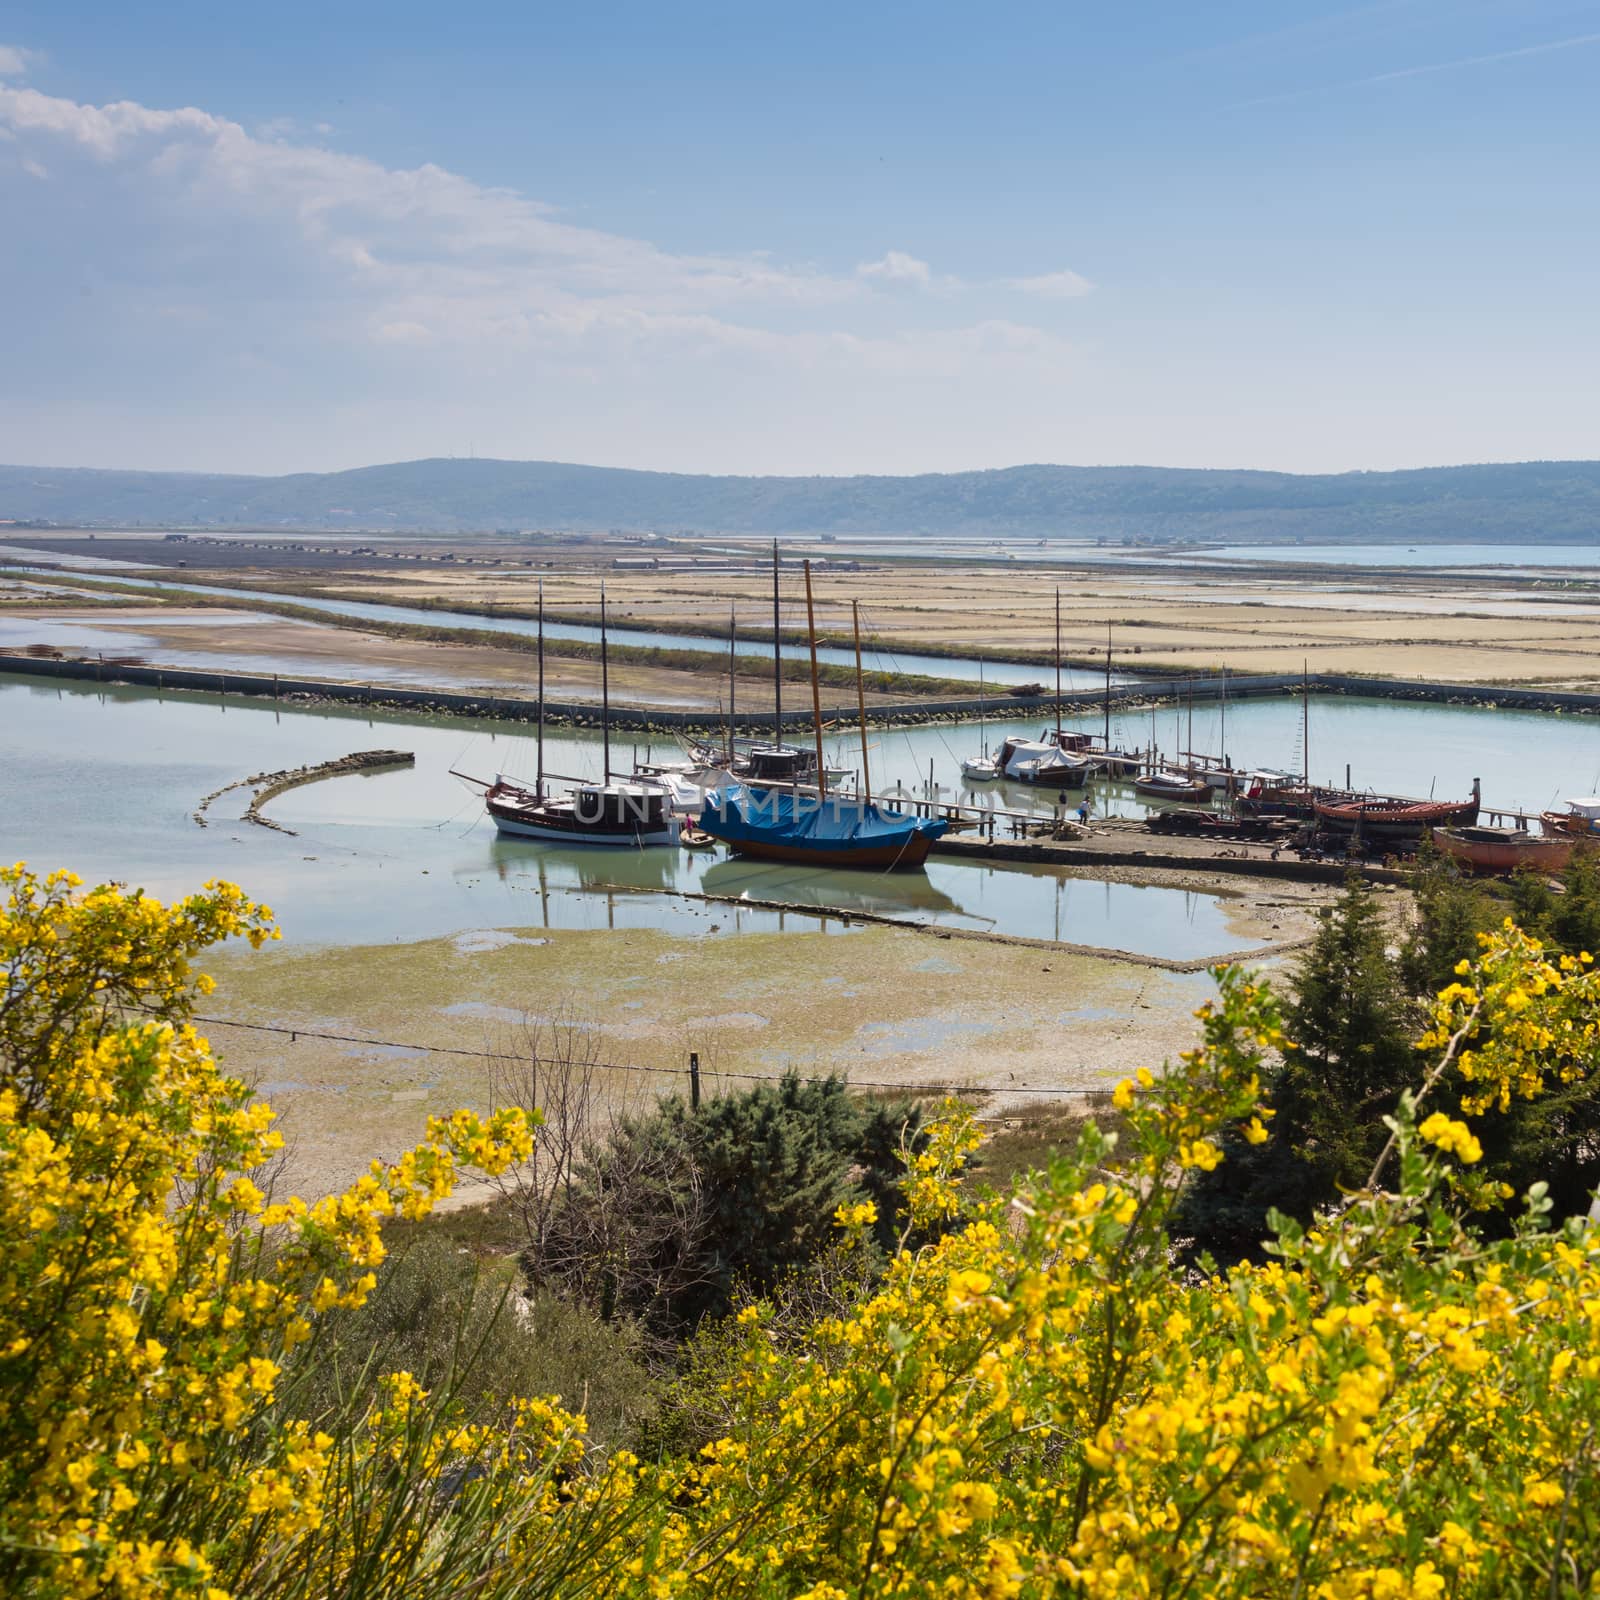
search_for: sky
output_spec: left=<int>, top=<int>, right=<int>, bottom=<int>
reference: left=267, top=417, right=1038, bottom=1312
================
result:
left=1, top=1, right=1598, bottom=479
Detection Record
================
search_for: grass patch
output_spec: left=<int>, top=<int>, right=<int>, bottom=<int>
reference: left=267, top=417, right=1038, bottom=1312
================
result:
left=972, top=1092, right=1123, bottom=1193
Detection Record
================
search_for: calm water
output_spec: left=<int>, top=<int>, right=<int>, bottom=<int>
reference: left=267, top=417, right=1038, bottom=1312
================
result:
left=752, top=536, right=1600, bottom=572
left=1193, top=544, right=1600, bottom=571
left=0, top=674, right=1253, bottom=960
left=1, top=567, right=1120, bottom=691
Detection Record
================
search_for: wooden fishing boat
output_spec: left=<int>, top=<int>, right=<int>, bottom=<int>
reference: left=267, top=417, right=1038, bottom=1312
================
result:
left=1134, top=770, right=1215, bottom=803
left=1540, top=798, right=1600, bottom=838
left=678, top=821, right=718, bottom=851
left=1435, top=827, right=1575, bottom=875
left=1314, top=780, right=1480, bottom=837
left=454, top=580, right=677, bottom=848
left=486, top=777, right=678, bottom=846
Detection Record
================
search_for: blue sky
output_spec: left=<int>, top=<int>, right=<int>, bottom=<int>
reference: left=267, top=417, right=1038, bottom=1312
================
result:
left=1, top=1, right=1597, bottom=477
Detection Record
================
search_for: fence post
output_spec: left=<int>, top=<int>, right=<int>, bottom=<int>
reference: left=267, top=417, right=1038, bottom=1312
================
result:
left=689, top=1051, right=701, bottom=1111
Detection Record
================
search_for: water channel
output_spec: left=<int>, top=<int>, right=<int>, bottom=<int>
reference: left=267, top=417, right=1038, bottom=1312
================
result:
left=0, top=566, right=1121, bottom=690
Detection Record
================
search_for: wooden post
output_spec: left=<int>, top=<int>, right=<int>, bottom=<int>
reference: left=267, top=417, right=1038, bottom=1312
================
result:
left=689, top=1051, right=701, bottom=1111
left=802, top=561, right=827, bottom=796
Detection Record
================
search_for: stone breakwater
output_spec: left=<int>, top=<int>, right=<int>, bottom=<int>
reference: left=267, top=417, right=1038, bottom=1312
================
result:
left=193, top=750, right=415, bottom=835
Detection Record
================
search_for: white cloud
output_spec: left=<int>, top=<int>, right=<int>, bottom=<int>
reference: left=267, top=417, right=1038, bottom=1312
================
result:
left=0, top=73, right=1082, bottom=473
left=856, top=249, right=934, bottom=288
left=0, top=43, right=38, bottom=77
left=1007, top=269, right=1095, bottom=300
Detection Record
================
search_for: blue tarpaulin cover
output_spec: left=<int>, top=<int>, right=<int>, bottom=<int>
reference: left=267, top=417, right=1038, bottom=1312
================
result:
left=698, top=785, right=947, bottom=856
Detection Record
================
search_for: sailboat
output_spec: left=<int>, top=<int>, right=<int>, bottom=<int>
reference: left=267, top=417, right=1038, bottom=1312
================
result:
left=961, top=659, right=1001, bottom=781
left=682, top=540, right=850, bottom=786
left=998, top=589, right=1092, bottom=786
left=697, top=565, right=948, bottom=870
left=1086, top=627, right=1141, bottom=776
left=456, top=583, right=678, bottom=847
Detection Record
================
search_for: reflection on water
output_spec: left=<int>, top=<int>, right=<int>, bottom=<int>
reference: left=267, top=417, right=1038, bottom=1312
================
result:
left=11, top=669, right=1599, bottom=960
left=1, top=673, right=1262, bottom=959
left=699, top=856, right=962, bottom=918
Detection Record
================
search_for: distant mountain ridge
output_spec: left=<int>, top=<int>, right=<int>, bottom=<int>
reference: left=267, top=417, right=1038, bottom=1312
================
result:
left=4, top=457, right=1600, bottom=542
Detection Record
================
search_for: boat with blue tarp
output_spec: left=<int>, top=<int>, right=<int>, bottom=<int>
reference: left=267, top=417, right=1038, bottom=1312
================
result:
left=697, top=785, right=946, bottom=869
left=694, top=559, right=947, bottom=870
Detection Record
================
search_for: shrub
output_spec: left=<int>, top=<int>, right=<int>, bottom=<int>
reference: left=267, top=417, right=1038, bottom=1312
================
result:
left=9, top=863, right=1600, bottom=1597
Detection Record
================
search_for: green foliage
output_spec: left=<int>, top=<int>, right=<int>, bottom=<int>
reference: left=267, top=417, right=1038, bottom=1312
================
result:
left=297, top=1232, right=655, bottom=1450
left=1174, top=876, right=1415, bottom=1261
left=529, top=1073, right=922, bottom=1337
left=1400, top=844, right=1500, bottom=995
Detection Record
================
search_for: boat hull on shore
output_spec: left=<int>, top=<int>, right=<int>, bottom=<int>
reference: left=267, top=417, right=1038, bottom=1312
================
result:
left=1435, top=827, right=1575, bottom=875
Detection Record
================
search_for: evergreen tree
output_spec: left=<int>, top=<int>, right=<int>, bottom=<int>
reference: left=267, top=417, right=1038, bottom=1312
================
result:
left=533, top=1073, right=921, bottom=1335
left=1400, top=844, right=1497, bottom=995
left=1174, top=877, right=1415, bottom=1263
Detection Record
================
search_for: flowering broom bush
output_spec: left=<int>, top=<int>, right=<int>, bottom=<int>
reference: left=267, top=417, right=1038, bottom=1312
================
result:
left=0, top=865, right=643, bottom=1600
left=4, top=865, right=1600, bottom=1598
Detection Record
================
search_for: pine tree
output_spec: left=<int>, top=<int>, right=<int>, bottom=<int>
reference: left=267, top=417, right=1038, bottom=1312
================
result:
left=1173, top=877, right=1415, bottom=1263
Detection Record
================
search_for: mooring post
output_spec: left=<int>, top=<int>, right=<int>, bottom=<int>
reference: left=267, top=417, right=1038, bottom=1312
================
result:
left=689, top=1051, right=701, bottom=1111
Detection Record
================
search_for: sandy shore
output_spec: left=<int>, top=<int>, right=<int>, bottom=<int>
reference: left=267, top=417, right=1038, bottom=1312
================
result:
left=200, top=865, right=1331, bottom=1200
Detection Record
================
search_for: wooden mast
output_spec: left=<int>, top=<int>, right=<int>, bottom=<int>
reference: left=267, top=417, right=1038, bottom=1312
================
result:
left=600, top=583, right=611, bottom=784
left=727, top=602, right=737, bottom=759
left=852, top=600, right=871, bottom=804
left=803, top=560, right=827, bottom=797
left=1103, top=624, right=1111, bottom=754
left=1302, top=657, right=1310, bottom=786
left=772, top=539, right=782, bottom=746
left=536, top=578, right=545, bottom=799
left=1054, top=588, right=1062, bottom=742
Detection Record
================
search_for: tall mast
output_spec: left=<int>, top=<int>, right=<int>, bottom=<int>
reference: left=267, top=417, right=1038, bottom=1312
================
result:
left=1220, top=665, right=1227, bottom=771
left=803, top=560, right=827, bottom=798
left=600, top=582, right=611, bottom=784
left=852, top=600, right=871, bottom=804
left=771, top=539, right=782, bottom=745
left=1302, top=658, right=1310, bottom=785
left=536, top=578, right=545, bottom=799
left=978, top=655, right=987, bottom=757
left=1103, top=624, right=1111, bottom=752
left=727, top=602, right=737, bottom=758
left=1054, top=587, right=1062, bottom=741
left=1186, top=678, right=1193, bottom=760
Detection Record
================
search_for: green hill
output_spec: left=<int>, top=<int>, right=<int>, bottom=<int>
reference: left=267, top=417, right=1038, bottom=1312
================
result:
left=4, top=456, right=1600, bottom=542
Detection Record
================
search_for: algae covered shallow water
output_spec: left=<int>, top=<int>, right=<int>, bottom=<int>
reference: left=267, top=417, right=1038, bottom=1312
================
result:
left=1, top=673, right=1257, bottom=961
